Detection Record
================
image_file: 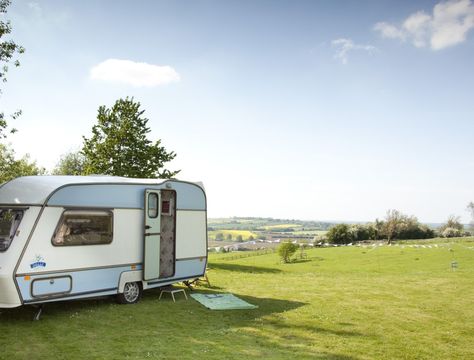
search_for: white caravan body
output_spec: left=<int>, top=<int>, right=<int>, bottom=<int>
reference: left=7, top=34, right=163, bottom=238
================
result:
left=0, top=176, right=207, bottom=308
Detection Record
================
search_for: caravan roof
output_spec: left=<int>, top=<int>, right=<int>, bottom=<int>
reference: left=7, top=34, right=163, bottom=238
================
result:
left=0, top=176, right=205, bottom=210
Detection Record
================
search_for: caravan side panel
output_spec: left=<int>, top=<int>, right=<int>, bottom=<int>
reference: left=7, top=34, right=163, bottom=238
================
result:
left=16, top=208, right=143, bottom=303
left=17, top=208, right=142, bottom=274
left=175, top=210, right=207, bottom=259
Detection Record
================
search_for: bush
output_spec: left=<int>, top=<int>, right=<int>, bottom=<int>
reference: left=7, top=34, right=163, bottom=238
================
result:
left=326, top=224, right=353, bottom=244
left=349, top=224, right=371, bottom=242
left=278, top=242, right=298, bottom=263
left=442, top=227, right=463, bottom=238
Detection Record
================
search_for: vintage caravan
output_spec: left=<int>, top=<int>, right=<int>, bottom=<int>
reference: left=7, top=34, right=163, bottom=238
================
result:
left=0, top=176, right=207, bottom=310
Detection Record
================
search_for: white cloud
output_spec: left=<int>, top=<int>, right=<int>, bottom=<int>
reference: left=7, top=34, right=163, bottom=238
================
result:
left=374, top=0, right=474, bottom=50
left=331, top=38, right=377, bottom=64
left=373, top=22, right=406, bottom=40
left=90, top=59, right=180, bottom=87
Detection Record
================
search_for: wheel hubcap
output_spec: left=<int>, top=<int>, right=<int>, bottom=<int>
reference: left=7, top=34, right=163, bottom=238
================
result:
left=124, top=282, right=139, bottom=302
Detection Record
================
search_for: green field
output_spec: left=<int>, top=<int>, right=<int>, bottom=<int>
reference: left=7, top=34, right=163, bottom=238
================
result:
left=263, top=223, right=302, bottom=230
left=1, top=239, right=473, bottom=359
left=208, top=229, right=259, bottom=240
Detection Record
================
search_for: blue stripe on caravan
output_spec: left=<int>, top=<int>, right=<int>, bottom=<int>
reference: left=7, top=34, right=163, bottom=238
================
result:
left=17, top=258, right=206, bottom=304
left=47, top=182, right=206, bottom=210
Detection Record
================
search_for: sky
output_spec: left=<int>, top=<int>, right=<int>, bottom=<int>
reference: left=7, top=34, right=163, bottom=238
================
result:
left=1, top=0, right=473, bottom=223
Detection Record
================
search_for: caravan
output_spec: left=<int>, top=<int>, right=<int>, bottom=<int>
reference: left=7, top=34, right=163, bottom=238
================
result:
left=0, top=176, right=207, bottom=308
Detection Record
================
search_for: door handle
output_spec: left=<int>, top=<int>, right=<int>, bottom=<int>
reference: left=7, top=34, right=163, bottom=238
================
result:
left=145, top=225, right=151, bottom=229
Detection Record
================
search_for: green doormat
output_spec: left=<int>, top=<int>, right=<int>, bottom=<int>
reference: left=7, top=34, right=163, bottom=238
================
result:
left=190, top=293, right=258, bottom=310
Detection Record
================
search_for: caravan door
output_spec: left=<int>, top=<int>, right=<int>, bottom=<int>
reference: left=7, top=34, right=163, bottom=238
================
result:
left=144, top=189, right=161, bottom=280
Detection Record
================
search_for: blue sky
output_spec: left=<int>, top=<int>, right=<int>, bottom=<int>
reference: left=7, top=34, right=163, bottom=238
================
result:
left=2, top=0, right=474, bottom=222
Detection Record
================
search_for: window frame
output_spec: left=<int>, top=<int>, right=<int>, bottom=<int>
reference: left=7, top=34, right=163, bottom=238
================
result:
left=51, top=208, right=114, bottom=247
left=0, top=207, right=27, bottom=252
left=147, top=193, right=159, bottom=219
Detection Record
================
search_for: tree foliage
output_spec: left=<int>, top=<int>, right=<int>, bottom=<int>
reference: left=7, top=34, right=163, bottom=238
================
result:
left=325, top=211, right=435, bottom=244
left=278, top=242, right=298, bottom=263
left=53, top=151, right=86, bottom=175
left=326, top=224, right=353, bottom=244
left=82, top=97, right=179, bottom=178
left=0, top=0, right=24, bottom=137
left=0, top=143, right=45, bottom=183
left=441, top=227, right=463, bottom=238
left=380, top=210, right=434, bottom=244
left=439, top=215, right=463, bottom=233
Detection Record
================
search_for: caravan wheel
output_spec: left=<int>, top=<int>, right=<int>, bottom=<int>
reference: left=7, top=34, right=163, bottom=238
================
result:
left=117, top=282, right=142, bottom=304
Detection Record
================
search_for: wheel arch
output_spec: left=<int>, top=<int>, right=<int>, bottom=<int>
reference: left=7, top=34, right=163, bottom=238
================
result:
left=118, top=270, right=144, bottom=293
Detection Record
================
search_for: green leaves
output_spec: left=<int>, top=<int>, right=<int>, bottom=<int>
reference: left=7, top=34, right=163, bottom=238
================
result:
left=0, top=143, right=45, bottom=183
left=81, top=97, right=179, bottom=179
left=0, top=0, right=24, bottom=138
left=52, top=151, right=86, bottom=175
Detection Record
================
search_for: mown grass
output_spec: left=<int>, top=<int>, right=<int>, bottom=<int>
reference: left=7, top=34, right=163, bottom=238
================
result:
left=1, top=242, right=473, bottom=359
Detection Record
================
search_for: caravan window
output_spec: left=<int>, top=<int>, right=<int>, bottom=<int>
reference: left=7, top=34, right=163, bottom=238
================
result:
left=148, top=193, right=159, bottom=218
left=52, top=210, right=113, bottom=246
left=0, top=209, right=24, bottom=252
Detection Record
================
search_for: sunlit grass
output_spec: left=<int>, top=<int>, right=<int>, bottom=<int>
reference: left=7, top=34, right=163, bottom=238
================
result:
left=1, top=242, right=473, bottom=359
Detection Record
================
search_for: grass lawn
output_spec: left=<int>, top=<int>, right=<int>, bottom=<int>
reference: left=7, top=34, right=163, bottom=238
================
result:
left=1, top=240, right=473, bottom=359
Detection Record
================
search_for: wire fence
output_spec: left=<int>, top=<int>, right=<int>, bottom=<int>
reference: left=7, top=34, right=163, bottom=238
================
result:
left=212, top=248, right=277, bottom=261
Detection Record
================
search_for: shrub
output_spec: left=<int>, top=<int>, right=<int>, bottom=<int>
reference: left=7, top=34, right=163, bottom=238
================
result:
left=278, top=242, right=298, bottom=263
left=326, top=224, right=353, bottom=244
left=349, top=224, right=371, bottom=242
left=439, top=215, right=464, bottom=232
left=442, top=227, right=463, bottom=238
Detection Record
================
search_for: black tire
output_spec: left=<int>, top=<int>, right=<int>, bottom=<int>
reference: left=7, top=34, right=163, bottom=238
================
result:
left=117, top=282, right=142, bottom=304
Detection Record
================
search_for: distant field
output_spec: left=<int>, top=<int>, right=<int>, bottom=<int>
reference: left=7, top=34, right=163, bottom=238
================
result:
left=208, top=229, right=259, bottom=240
left=207, top=217, right=332, bottom=233
left=1, top=238, right=473, bottom=359
left=263, top=223, right=302, bottom=230
left=291, top=230, right=328, bottom=236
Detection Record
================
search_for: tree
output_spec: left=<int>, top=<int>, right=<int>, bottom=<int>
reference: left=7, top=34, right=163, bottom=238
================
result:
left=225, top=234, right=232, bottom=241
left=278, top=242, right=298, bottom=263
left=82, top=97, right=179, bottom=178
left=326, top=223, right=353, bottom=244
left=0, top=0, right=25, bottom=138
left=441, top=227, right=462, bottom=238
left=381, top=209, right=434, bottom=243
left=382, top=210, right=403, bottom=244
left=439, top=215, right=463, bottom=233
left=53, top=151, right=86, bottom=175
left=215, top=233, right=224, bottom=241
left=349, top=224, right=371, bottom=242
left=236, top=235, right=243, bottom=242
left=0, top=143, right=45, bottom=183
